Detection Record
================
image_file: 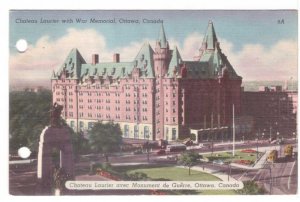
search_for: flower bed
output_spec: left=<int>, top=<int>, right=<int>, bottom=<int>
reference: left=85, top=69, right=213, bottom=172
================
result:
left=96, top=168, right=121, bottom=181
left=233, top=159, right=253, bottom=165
left=241, top=149, right=257, bottom=153
left=150, top=190, right=166, bottom=195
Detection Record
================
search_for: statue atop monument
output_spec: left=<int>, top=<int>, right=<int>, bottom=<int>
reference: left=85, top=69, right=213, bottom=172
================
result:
left=50, top=102, right=63, bottom=127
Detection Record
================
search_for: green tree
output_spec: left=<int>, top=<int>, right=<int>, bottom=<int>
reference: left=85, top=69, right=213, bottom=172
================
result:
left=237, top=181, right=265, bottom=195
left=89, top=121, right=122, bottom=162
left=61, top=121, right=91, bottom=161
left=9, top=90, right=52, bottom=154
left=178, top=151, right=200, bottom=175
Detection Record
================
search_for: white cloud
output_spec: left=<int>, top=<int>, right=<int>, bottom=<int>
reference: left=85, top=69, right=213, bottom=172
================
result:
left=232, top=40, right=298, bottom=81
left=175, top=33, right=297, bottom=81
left=10, top=28, right=297, bottom=87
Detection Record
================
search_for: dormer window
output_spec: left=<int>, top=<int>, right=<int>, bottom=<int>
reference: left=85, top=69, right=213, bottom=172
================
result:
left=140, top=54, right=144, bottom=61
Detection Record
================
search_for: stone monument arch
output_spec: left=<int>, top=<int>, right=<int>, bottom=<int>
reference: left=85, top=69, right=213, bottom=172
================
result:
left=37, top=103, right=74, bottom=193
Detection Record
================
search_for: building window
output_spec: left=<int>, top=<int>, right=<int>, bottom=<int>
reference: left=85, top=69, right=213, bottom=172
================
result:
left=79, top=121, right=84, bottom=129
left=124, top=125, right=129, bottom=138
left=172, top=128, right=176, bottom=140
left=88, top=122, right=94, bottom=130
left=70, top=121, right=75, bottom=128
left=144, top=126, right=149, bottom=139
left=134, top=125, right=139, bottom=139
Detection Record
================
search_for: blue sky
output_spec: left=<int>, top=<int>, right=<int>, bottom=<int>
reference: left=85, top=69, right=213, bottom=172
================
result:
left=9, top=10, right=298, bottom=85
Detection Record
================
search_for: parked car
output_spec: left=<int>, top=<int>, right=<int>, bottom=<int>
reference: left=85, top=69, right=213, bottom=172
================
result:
left=213, top=159, right=224, bottom=165
left=132, top=150, right=143, bottom=155
left=156, top=149, right=166, bottom=155
left=166, top=144, right=186, bottom=152
left=183, top=138, right=193, bottom=146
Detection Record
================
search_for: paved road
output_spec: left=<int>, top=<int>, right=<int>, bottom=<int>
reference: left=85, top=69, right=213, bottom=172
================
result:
left=238, top=159, right=297, bottom=194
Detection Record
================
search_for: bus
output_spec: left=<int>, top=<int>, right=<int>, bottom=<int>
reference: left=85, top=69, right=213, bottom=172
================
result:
left=284, top=145, right=293, bottom=158
left=166, top=144, right=187, bottom=152
left=267, top=150, right=278, bottom=163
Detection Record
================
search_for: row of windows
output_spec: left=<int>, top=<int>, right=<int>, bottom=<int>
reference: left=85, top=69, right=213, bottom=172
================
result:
left=75, top=113, right=150, bottom=121
left=59, top=90, right=151, bottom=98
left=166, top=127, right=177, bottom=140
left=165, top=108, right=176, bottom=113
left=78, top=105, right=149, bottom=112
left=165, top=117, right=176, bottom=122
left=72, top=98, right=148, bottom=105
left=124, top=125, right=150, bottom=139
left=56, top=98, right=65, bottom=102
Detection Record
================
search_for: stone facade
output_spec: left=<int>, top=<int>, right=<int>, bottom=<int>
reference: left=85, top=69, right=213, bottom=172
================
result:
left=51, top=21, right=242, bottom=141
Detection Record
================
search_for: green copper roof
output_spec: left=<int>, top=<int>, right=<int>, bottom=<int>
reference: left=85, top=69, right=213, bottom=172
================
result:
left=158, top=24, right=168, bottom=48
left=54, top=48, right=86, bottom=79
left=52, top=21, right=241, bottom=82
left=78, top=43, right=155, bottom=82
left=81, top=62, right=134, bottom=79
left=134, top=43, right=155, bottom=78
left=167, top=46, right=182, bottom=77
left=203, top=21, right=218, bottom=50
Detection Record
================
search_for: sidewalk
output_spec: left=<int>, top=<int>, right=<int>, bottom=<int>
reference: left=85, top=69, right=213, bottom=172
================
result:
left=177, top=165, right=237, bottom=182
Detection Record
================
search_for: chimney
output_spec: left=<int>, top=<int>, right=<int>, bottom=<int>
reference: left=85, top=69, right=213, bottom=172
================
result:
left=92, top=54, right=99, bottom=65
left=113, top=53, right=120, bottom=63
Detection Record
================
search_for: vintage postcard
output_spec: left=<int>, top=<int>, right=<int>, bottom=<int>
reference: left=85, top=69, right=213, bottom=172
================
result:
left=9, top=10, right=297, bottom=195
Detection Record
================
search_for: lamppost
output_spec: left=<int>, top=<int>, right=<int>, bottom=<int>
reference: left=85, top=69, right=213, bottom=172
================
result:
left=261, top=167, right=272, bottom=195
left=262, top=132, right=265, bottom=142
left=242, top=135, right=245, bottom=142
left=211, top=130, right=214, bottom=155
left=145, top=134, right=150, bottom=163
left=277, top=131, right=280, bottom=154
left=256, top=133, right=259, bottom=161
left=227, top=163, right=232, bottom=181
left=269, top=125, right=272, bottom=141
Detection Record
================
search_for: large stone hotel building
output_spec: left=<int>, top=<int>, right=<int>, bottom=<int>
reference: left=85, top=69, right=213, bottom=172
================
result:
left=51, top=21, right=242, bottom=141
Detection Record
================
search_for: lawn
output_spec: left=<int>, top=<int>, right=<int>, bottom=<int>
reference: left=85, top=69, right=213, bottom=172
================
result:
left=115, top=165, right=236, bottom=195
left=128, top=166, right=220, bottom=181
left=203, top=150, right=262, bottom=164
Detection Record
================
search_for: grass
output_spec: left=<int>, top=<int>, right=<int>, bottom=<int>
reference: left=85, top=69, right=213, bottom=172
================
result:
left=115, top=165, right=236, bottom=195
left=203, top=150, right=262, bottom=164
left=128, top=167, right=219, bottom=181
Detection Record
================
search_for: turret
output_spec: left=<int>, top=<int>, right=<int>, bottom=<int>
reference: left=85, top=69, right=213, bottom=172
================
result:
left=200, top=20, right=220, bottom=53
left=154, top=24, right=171, bottom=77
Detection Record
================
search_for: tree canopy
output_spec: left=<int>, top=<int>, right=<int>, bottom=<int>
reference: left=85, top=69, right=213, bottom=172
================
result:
left=88, top=121, right=123, bottom=161
left=237, top=181, right=265, bottom=195
left=9, top=90, right=52, bottom=154
left=178, top=151, right=200, bottom=175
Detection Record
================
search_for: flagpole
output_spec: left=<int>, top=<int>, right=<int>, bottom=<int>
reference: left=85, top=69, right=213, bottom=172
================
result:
left=232, top=104, right=235, bottom=156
